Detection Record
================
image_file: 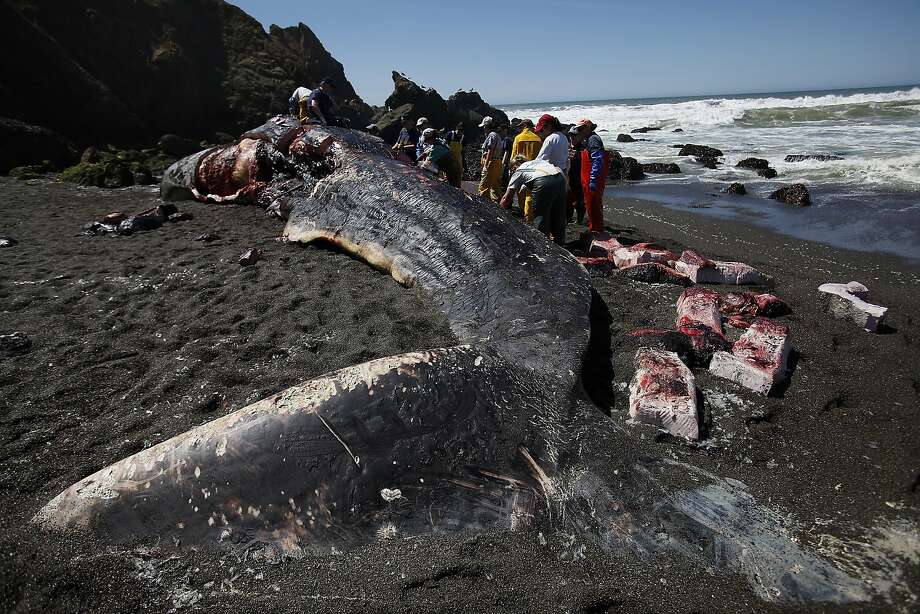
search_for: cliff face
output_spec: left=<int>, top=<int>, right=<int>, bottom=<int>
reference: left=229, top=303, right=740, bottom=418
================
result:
left=0, top=0, right=372, bottom=147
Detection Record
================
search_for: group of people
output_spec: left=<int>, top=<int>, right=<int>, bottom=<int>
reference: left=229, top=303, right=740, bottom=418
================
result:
left=492, top=114, right=610, bottom=244
left=288, top=82, right=609, bottom=244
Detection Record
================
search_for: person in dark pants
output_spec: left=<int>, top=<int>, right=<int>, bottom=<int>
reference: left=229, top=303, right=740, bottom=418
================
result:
left=499, top=159, right=566, bottom=245
left=567, top=127, right=586, bottom=224
left=306, top=77, right=344, bottom=126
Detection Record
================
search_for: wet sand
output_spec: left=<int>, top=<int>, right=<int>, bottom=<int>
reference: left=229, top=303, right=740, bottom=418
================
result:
left=1, top=177, right=918, bottom=613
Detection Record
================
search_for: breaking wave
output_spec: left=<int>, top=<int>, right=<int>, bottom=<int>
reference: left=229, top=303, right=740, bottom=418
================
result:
left=509, top=87, right=920, bottom=131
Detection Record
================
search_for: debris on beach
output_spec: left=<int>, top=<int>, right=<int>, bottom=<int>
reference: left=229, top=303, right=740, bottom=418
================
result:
left=194, top=233, right=220, bottom=242
left=629, top=348, right=700, bottom=440
left=239, top=248, right=263, bottom=266
left=83, top=204, right=188, bottom=236
left=770, top=184, right=811, bottom=206
left=819, top=281, right=888, bottom=333
left=675, top=249, right=771, bottom=285
left=0, top=236, right=17, bottom=247
left=710, top=317, right=791, bottom=394
left=0, top=332, right=32, bottom=358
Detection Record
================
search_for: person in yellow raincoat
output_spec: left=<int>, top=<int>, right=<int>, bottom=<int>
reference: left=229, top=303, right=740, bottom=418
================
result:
left=509, top=119, right=542, bottom=221
left=477, top=116, right=504, bottom=202
left=445, top=122, right=465, bottom=178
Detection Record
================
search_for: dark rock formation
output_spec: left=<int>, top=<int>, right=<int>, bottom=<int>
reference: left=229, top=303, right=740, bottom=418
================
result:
left=785, top=154, right=844, bottom=162
left=696, top=156, right=719, bottom=169
left=616, top=134, right=636, bottom=143
left=631, top=127, right=662, bottom=134
left=673, top=128, right=684, bottom=133
left=642, top=163, right=681, bottom=174
left=60, top=161, right=134, bottom=188
left=756, top=167, right=778, bottom=179
left=158, top=135, right=201, bottom=158
left=679, top=144, right=724, bottom=158
left=609, top=151, right=645, bottom=181
left=770, top=184, right=811, bottom=206
left=373, top=73, right=508, bottom=144
left=0, top=118, right=76, bottom=173
left=736, top=158, right=771, bottom=170
left=727, top=182, right=747, bottom=195
left=0, top=1, right=372, bottom=148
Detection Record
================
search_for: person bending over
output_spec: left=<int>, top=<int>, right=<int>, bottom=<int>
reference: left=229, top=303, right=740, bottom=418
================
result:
left=307, top=78, right=343, bottom=127
left=499, top=158, right=566, bottom=245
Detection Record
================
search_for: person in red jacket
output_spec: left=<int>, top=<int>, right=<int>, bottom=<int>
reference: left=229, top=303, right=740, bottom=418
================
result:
left=572, top=118, right=610, bottom=232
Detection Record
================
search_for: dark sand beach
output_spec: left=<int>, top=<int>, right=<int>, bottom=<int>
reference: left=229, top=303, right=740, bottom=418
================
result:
left=1, top=177, right=918, bottom=613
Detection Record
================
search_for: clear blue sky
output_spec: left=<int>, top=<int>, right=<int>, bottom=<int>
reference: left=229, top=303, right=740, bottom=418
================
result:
left=233, top=0, right=920, bottom=106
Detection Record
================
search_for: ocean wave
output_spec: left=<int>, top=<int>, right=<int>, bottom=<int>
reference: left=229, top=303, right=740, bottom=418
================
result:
left=776, top=152, right=920, bottom=189
left=737, top=100, right=920, bottom=126
left=508, top=87, right=920, bottom=130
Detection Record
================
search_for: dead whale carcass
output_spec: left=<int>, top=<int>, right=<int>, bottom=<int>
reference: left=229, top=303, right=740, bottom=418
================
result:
left=33, top=118, right=883, bottom=603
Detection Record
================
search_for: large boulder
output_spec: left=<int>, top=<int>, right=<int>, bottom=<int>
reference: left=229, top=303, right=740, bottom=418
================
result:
left=0, top=118, right=77, bottom=173
left=616, top=133, right=636, bottom=143
left=608, top=151, right=645, bottom=181
left=642, top=162, right=681, bottom=174
left=679, top=144, right=724, bottom=158
left=770, top=184, right=811, bottom=206
left=736, top=157, right=771, bottom=170
left=0, top=2, right=372, bottom=147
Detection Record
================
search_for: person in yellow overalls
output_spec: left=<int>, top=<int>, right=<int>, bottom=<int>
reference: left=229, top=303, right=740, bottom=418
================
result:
left=445, top=122, right=465, bottom=179
left=509, top=119, right=542, bottom=221
left=477, top=116, right=504, bottom=202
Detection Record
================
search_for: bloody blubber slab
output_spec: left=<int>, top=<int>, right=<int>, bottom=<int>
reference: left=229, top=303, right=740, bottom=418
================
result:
left=676, top=287, right=724, bottom=335
left=628, top=348, right=700, bottom=440
left=675, top=249, right=771, bottom=285
left=710, top=317, right=791, bottom=394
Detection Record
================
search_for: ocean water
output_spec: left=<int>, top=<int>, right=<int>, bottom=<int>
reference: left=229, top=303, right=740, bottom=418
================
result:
left=504, top=85, right=920, bottom=260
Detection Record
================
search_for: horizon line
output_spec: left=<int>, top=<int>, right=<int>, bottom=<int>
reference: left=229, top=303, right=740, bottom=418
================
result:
left=492, top=81, right=920, bottom=109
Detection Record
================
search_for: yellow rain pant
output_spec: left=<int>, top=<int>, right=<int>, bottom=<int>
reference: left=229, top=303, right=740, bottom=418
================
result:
left=449, top=141, right=463, bottom=172
left=519, top=189, right=534, bottom=222
left=478, top=159, right=503, bottom=202
left=298, top=98, right=311, bottom=124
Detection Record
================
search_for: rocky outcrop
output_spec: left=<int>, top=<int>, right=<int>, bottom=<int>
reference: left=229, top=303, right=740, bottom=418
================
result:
left=374, top=73, right=508, bottom=144
left=726, top=182, right=747, bottom=195
left=642, top=163, right=681, bottom=174
left=696, top=156, right=719, bottom=169
left=0, top=118, right=77, bottom=173
left=785, top=154, right=844, bottom=162
left=616, top=134, right=636, bottom=142
left=770, top=184, right=811, bottom=206
left=631, top=126, right=661, bottom=134
left=608, top=151, right=645, bottom=181
left=0, top=1, right=372, bottom=149
left=679, top=144, right=724, bottom=158
left=736, top=158, right=771, bottom=170
left=736, top=158, right=777, bottom=178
